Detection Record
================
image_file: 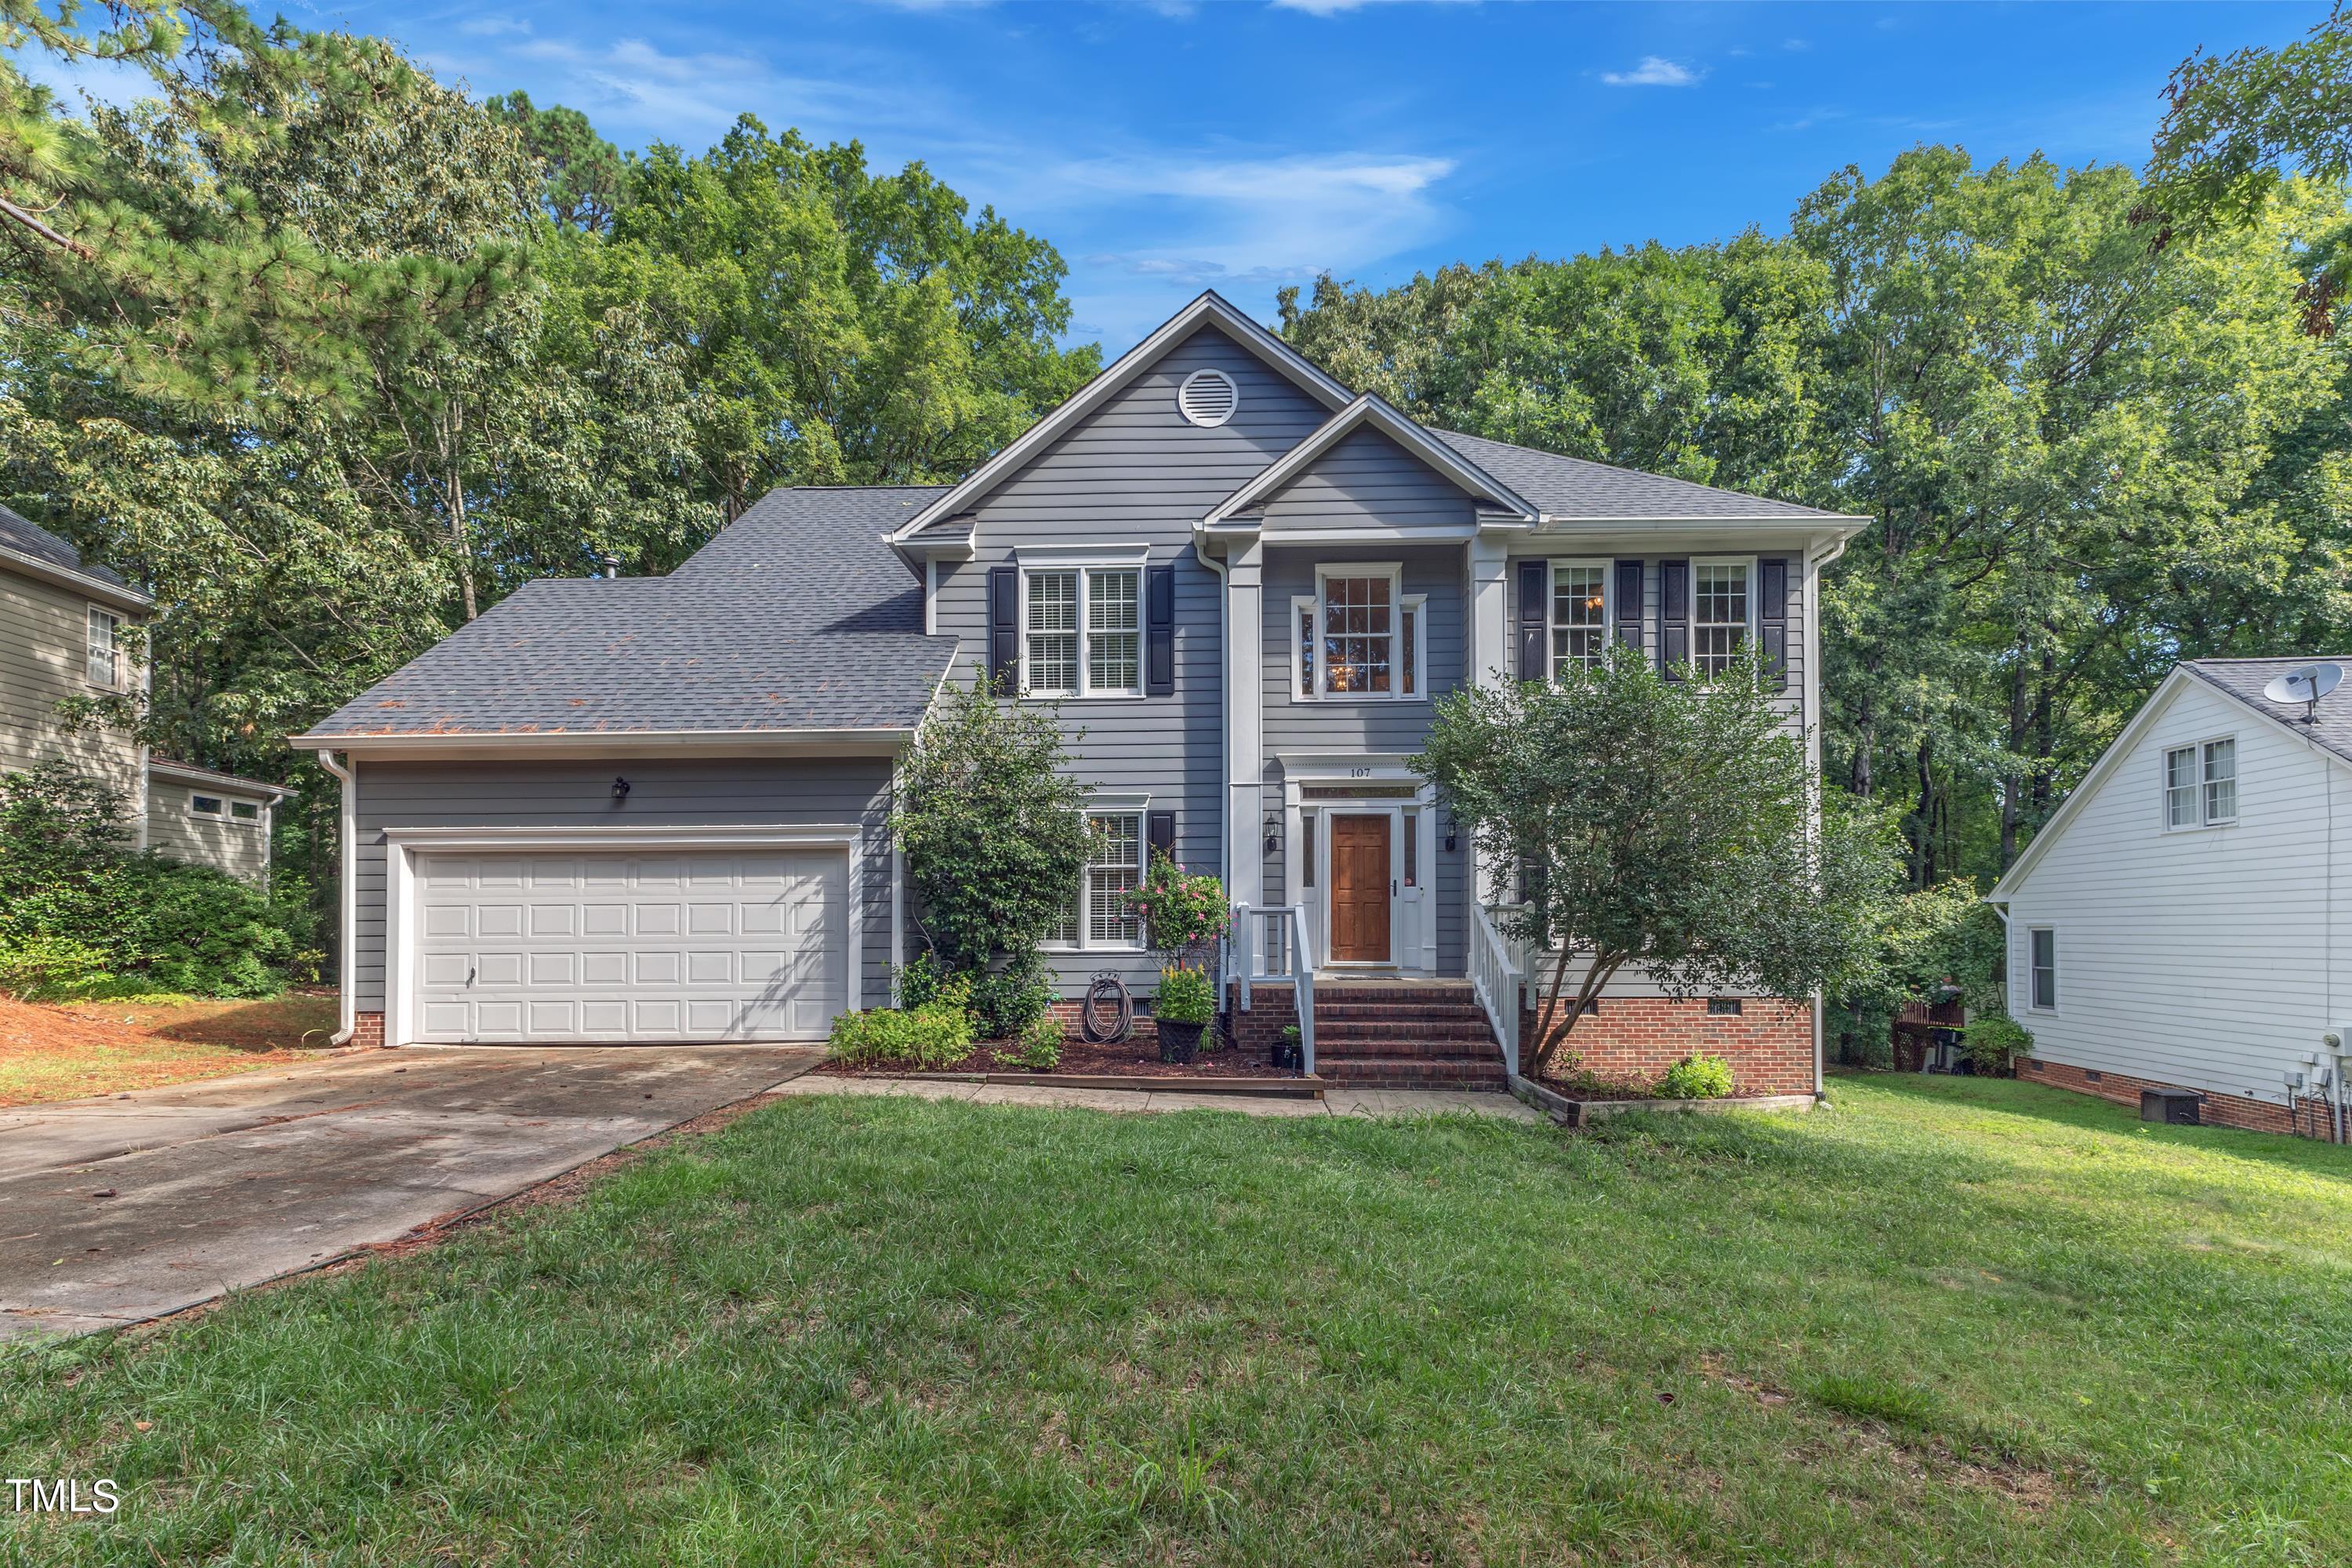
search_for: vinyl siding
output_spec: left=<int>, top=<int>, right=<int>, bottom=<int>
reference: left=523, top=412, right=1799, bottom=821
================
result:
left=147, top=787, right=272, bottom=884
left=2002, top=677, right=2352, bottom=1113
left=933, top=322, right=1329, bottom=993
left=0, top=564, right=140, bottom=804
left=1258, top=426, right=1479, bottom=532
left=350, top=757, right=896, bottom=1017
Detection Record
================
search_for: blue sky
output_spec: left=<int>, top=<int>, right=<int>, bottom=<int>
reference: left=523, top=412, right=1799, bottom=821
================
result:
left=130, top=2, right=2352, bottom=348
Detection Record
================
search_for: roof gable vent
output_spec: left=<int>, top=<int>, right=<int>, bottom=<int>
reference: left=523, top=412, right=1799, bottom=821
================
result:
left=1178, top=368, right=1239, bottom=428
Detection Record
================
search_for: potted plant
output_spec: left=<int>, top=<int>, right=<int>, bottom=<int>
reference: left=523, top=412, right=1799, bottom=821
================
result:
left=1273, top=1022, right=1302, bottom=1073
left=1154, top=964, right=1214, bottom=1064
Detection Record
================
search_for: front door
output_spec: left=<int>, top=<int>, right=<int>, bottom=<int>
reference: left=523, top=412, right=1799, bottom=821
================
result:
left=1328, top=814, right=1392, bottom=964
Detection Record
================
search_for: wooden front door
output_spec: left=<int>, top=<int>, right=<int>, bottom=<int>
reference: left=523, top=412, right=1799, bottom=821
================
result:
left=1328, top=815, right=1392, bottom=964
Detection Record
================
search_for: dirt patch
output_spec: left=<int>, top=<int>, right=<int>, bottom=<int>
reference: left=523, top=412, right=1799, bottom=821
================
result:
left=818, top=1037, right=1289, bottom=1080
left=0, top=991, right=343, bottom=1107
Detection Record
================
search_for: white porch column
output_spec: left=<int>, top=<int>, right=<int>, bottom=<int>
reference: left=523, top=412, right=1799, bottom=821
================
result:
left=1225, top=536, right=1265, bottom=909
left=1469, top=532, right=1510, bottom=692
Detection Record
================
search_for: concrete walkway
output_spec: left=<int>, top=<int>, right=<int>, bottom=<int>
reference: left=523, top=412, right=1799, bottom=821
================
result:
left=0, top=1044, right=822, bottom=1345
left=772, top=1073, right=1547, bottom=1121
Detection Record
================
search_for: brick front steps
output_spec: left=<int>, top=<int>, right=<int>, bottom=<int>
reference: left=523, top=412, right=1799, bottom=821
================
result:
left=1312, top=981, right=1506, bottom=1090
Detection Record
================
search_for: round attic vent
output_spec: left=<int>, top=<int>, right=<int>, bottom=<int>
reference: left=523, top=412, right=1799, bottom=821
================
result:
left=1178, top=367, right=1239, bottom=428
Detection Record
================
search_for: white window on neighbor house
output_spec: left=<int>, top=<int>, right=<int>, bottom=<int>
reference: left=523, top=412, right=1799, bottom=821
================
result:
left=1023, top=566, right=1141, bottom=698
left=1550, top=561, right=1610, bottom=677
left=1047, top=810, right=1145, bottom=950
left=1296, top=564, right=1426, bottom=700
left=230, top=800, right=260, bottom=823
left=2164, top=738, right=2237, bottom=829
left=2029, top=927, right=2056, bottom=1011
left=1693, top=559, right=1752, bottom=678
left=191, top=793, right=224, bottom=817
left=86, top=607, right=120, bottom=688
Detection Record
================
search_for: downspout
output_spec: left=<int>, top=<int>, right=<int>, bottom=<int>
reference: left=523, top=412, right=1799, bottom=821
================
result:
left=316, top=750, right=358, bottom=1047
left=1193, top=526, right=1230, bottom=896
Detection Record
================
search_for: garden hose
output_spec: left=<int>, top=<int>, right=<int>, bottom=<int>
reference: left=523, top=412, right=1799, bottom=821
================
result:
left=1080, top=971, right=1134, bottom=1044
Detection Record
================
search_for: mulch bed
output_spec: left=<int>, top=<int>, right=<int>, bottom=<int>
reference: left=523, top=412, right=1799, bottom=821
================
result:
left=818, top=1035, right=1290, bottom=1080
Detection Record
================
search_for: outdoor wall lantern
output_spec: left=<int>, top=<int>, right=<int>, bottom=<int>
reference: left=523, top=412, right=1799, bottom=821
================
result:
left=1263, top=811, right=1283, bottom=855
left=1444, top=811, right=1460, bottom=854
left=612, top=776, right=632, bottom=804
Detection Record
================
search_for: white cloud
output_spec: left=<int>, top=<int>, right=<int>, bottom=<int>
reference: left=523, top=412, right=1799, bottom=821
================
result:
left=1600, top=56, right=1700, bottom=88
left=459, top=16, right=535, bottom=38
left=1269, top=0, right=1478, bottom=16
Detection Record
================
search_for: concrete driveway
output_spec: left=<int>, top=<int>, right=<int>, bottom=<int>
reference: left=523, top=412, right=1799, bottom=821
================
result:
left=0, top=1044, right=820, bottom=1345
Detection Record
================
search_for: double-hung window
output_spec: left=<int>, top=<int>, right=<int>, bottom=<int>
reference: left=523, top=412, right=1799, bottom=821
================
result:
left=2028, top=927, right=2056, bottom=1011
left=1550, top=561, right=1609, bottom=677
left=2163, top=738, right=2237, bottom=828
left=1023, top=566, right=1141, bottom=698
left=1294, top=564, right=1425, bottom=699
left=86, top=607, right=120, bottom=688
left=1048, top=810, right=1145, bottom=949
left=1692, top=560, right=1751, bottom=678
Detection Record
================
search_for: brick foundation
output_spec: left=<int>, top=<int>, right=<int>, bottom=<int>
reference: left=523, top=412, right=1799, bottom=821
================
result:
left=350, top=1011, right=386, bottom=1049
left=1047, top=996, right=1160, bottom=1051
left=1221, top=984, right=1297, bottom=1059
left=1518, top=996, right=1815, bottom=1095
left=2016, top=1055, right=2315, bottom=1138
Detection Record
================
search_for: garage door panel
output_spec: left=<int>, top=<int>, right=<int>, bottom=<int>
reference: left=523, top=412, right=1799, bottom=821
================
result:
left=414, top=848, right=847, bottom=1044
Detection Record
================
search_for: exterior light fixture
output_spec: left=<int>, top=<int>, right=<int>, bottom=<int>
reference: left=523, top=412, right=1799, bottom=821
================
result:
left=612, top=776, right=631, bottom=804
left=1263, top=810, right=1282, bottom=855
left=1444, top=811, right=1459, bottom=854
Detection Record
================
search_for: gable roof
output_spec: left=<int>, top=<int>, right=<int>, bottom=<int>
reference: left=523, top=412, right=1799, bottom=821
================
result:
left=297, top=487, right=957, bottom=745
left=891, top=290, right=1352, bottom=543
left=0, top=503, right=151, bottom=609
left=1203, top=394, right=1536, bottom=527
left=1430, top=430, right=1855, bottom=524
left=1987, top=655, right=2352, bottom=901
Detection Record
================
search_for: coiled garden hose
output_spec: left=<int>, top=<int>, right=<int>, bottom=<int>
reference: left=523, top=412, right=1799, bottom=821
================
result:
left=1080, top=971, right=1134, bottom=1044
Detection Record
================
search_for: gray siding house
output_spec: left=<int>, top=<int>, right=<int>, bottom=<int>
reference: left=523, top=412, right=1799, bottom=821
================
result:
left=295, top=292, right=1864, bottom=1087
left=0, top=507, right=286, bottom=886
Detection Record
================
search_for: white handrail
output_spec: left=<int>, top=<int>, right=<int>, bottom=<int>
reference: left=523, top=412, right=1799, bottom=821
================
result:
left=1228, top=901, right=1316, bottom=1076
left=1290, top=903, right=1316, bottom=1076
left=1470, top=902, right=1523, bottom=1077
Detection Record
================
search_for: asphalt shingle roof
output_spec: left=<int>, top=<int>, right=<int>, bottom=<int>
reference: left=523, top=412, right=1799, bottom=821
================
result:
left=0, top=503, right=134, bottom=590
left=1432, top=430, right=1850, bottom=522
left=2182, top=657, right=2352, bottom=768
left=303, top=487, right=959, bottom=739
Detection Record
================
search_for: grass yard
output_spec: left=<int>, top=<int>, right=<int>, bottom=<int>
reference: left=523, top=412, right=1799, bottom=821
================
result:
left=0, top=992, right=339, bottom=1108
left=4, top=1075, right=2350, bottom=1565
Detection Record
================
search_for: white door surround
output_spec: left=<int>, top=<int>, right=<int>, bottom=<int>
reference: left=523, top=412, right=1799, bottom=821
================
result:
left=382, top=825, right=864, bottom=1047
left=1279, top=755, right=1437, bottom=978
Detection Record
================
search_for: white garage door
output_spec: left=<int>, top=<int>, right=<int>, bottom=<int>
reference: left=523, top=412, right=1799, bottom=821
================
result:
left=412, top=850, right=848, bottom=1043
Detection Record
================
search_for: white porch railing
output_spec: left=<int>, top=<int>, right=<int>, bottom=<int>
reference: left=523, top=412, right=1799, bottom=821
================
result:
left=1226, top=902, right=1316, bottom=1076
left=1470, top=902, right=1523, bottom=1077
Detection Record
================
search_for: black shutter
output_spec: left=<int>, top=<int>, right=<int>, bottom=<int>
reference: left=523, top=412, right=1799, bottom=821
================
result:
left=1145, top=563, right=1175, bottom=697
left=1146, top=811, right=1176, bottom=864
left=1658, top=559, right=1690, bottom=679
left=1515, top=559, right=1547, bottom=684
left=1759, top=557, right=1791, bottom=691
left=986, top=565, right=1018, bottom=688
left=1613, top=559, right=1643, bottom=652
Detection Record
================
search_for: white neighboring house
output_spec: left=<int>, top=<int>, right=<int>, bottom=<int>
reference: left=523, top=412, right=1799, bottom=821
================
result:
left=1986, top=656, right=2352, bottom=1139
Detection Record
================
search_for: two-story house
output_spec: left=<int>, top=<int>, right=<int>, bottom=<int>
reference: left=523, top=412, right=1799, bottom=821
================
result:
left=2, top=506, right=288, bottom=886
left=292, top=292, right=1864, bottom=1091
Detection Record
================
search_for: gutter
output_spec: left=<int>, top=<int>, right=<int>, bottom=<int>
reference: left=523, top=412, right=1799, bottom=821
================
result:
left=315, top=750, right=358, bottom=1047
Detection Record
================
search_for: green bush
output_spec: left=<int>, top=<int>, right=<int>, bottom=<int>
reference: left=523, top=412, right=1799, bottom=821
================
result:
left=967, top=955, right=1054, bottom=1039
left=1154, top=964, right=1215, bottom=1025
left=826, top=987, right=978, bottom=1071
left=1007, top=1009, right=1064, bottom=1070
left=1962, top=1012, right=2033, bottom=1075
left=1657, top=1053, right=1735, bottom=1100
left=0, top=760, right=299, bottom=999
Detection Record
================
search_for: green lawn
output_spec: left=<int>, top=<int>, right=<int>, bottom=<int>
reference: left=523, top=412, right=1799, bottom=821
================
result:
left=5, top=1076, right=2350, bottom=1565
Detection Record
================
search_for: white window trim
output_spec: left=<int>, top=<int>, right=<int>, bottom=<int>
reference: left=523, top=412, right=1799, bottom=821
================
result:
left=2160, top=734, right=2239, bottom=831
left=1690, top=556, right=1758, bottom=680
left=227, top=799, right=263, bottom=827
left=1017, top=558, right=1145, bottom=701
left=189, top=792, right=225, bottom=818
left=1297, top=562, right=1428, bottom=703
left=2027, top=926, right=2058, bottom=1014
left=1042, top=795, right=1150, bottom=953
left=1546, top=558, right=1613, bottom=681
left=86, top=605, right=120, bottom=689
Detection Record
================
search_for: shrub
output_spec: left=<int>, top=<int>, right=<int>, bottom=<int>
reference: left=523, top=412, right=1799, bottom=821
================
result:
left=1008, top=1009, right=1064, bottom=1071
left=1154, top=964, right=1215, bottom=1026
left=827, top=985, right=977, bottom=1071
left=967, top=955, right=1054, bottom=1040
left=1127, top=852, right=1229, bottom=967
left=0, top=932, right=115, bottom=999
left=1962, top=1012, right=2033, bottom=1075
left=1657, top=1053, right=1735, bottom=1100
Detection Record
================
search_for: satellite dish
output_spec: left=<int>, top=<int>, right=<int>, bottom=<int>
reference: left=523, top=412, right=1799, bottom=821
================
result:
left=2263, top=662, right=2343, bottom=723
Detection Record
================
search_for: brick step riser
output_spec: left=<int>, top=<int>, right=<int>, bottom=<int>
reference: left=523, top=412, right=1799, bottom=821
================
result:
left=1319, top=1064, right=1508, bottom=1087
left=1315, top=1046, right=1502, bottom=1064
left=1314, top=989, right=1479, bottom=1005
left=1316, top=1018, right=1495, bottom=1038
left=1314, top=1006, right=1493, bottom=1025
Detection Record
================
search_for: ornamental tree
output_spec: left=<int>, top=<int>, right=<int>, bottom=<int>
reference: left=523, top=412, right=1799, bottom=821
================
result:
left=1127, top=852, right=1229, bottom=970
left=1414, top=650, right=1898, bottom=1080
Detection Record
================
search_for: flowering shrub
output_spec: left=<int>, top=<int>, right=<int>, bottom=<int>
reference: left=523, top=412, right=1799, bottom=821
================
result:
left=1153, top=964, right=1216, bottom=1025
left=1128, top=852, right=1229, bottom=966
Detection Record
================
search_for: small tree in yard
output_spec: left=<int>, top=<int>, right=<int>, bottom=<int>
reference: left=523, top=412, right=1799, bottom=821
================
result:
left=892, top=676, right=1093, bottom=1033
left=1416, top=652, right=1898, bottom=1080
